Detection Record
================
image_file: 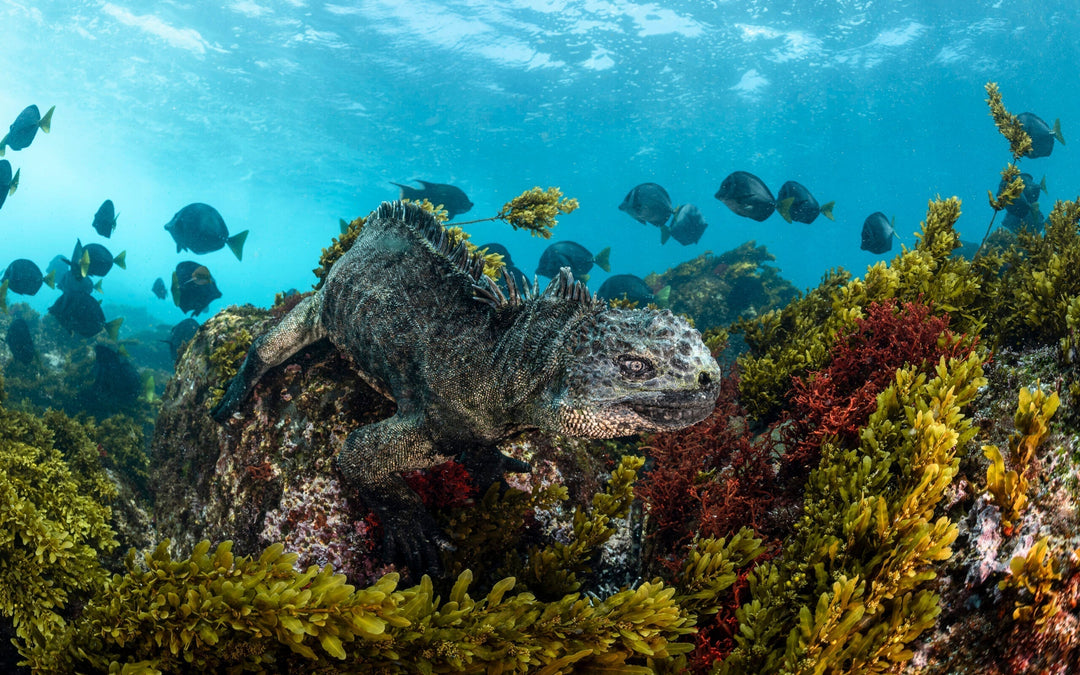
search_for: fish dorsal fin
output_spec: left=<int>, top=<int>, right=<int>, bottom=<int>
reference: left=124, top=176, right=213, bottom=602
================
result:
left=374, top=200, right=488, bottom=283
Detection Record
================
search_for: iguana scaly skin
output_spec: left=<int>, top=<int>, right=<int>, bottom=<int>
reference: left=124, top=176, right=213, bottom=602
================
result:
left=212, top=201, right=721, bottom=574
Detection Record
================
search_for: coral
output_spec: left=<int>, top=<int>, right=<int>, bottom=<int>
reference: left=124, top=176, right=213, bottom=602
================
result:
left=719, top=351, right=986, bottom=673
left=644, top=242, right=799, bottom=333
left=0, top=403, right=117, bottom=653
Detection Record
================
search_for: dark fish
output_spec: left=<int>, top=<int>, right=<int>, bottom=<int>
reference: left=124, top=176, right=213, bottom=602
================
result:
left=89, top=344, right=141, bottom=405
left=535, top=241, right=612, bottom=279
left=48, top=291, right=122, bottom=339
left=619, top=183, right=674, bottom=229
left=596, top=274, right=655, bottom=305
left=166, top=318, right=200, bottom=360
left=715, top=171, right=776, bottom=222
left=476, top=242, right=514, bottom=266
left=0, top=104, right=54, bottom=155
left=665, top=203, right=708, bottom=245
left=171, top=261, right=222, bottom=316
left=93, top=199, right=118, bottom=238
left=860, top=212, right=895, bottom=254
left=1017, top=112, right=1065, bottom=159
left=57, top=269, right=101, bottom=295
left=71, top=239, right=126, bottom=277
left=1003, top=202, right=1045, bottom=234
left=164, top=203, right=249, bottom=260
left=5, top=317, right=35, bottom=363
left=152, top=277, right=167, bottom=299
left=997, top=173, right=1046, bottom=218
left=2, top=258, right=54, bottom=296
left=390, top=180, right=473, bottom=219
left=776, top=181, right=835, bottom=224
left=0, top=159, right=18, bottom=211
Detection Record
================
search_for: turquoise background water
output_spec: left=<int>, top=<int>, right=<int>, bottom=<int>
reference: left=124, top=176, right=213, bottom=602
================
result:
left=1, top=0, right=1076, bottom=324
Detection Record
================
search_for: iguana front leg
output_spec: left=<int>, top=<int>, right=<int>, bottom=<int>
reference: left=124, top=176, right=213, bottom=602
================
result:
left=211, top=293, right=326, bottom=422
left=335, top=413, right=454, bottom=577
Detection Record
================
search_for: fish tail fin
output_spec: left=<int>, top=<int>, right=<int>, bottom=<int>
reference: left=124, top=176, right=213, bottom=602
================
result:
left=339, top=218, right=349, bottom=234
left=0, top=279, right=7, bottom=314
left=114, top=250, right=127, bottom=270
left=80, top=251, right=91, bottom=278
left=39, top=105, right=55, bottom=133
left=43, top=269, right=55, bottom=289
left=777, top=197, right=794, bottom=223
left=141, top=374, right=157, bottom=403
left=9, top=168, right=18, bottom=195
left=94, top=279, right=103, bottom=293
left=1053, top=118, right=1065, bottom=145
left=171, top=273, right=181, bottom=307
left=227, top=230, right=249, bottom=261
left=820, top=200, right=836, bottom=221
left=655, top=285, right=671, bottom=306
left=113, top=211, right=119, bottom=231
left=593, top=246, right=612, bottom=273
left=105, top=317, right=123, bottom=341
left=0, top=134, right=7, bottom=156
left=1040, top=175, right=1048, bottom=193
left=660, top=224, right=671, bottom=245
left=389, top=182, right=412, bottom=199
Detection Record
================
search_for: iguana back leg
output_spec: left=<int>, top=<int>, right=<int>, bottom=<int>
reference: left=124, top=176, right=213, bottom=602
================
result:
left=211, top=293, right=326, bottom=422
left=335, top=412, right=454, bottom=577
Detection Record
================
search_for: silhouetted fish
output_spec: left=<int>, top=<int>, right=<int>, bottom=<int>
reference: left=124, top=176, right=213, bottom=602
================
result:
left=715, top=171, right=775, bottom=222
left=776, top=181, right=835, bottom=224
left=165, top=203, right=249, bottom=260
left=171, top=261, right=222, bottom=316
left=57, top=269, right=101, bottom=295
left=166, top=318, right=200, bottom=360
left=0, top=104, right=54, bottom=155
left=860, top=212, right=895, bottom=254
left=666, top=203, right=708, bottom=245
left=390, top=180, right=473, bottom=219
left=2, top=258, right=54, bottom=297
left=477, top=242, right=514, bottom=266
left=1018, top=112, right=1065, bottom=159
left=71, top=239, right=126, bottom=277
left=997, top=173, right=1046, bottom=218
left=535, top=241, right=611, bottom=279
left=89, top=344, right=141, bottom=406
left=619, top=183, right=674, bottom=230
left=1003, top=202, right=1045, bottom=234
left=5, top=317, right=35, bottom=363
left=0, top=159, right=18, bottom=211
left=597, top=274, right=655, bottom=305
left=48, top=291, right=122, bottom=339
left=152, top=277, right=167, bottom=299
left=93, top=199, right=118, bottom=238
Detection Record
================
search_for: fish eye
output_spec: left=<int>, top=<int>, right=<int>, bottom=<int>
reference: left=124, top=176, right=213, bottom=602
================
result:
left=616, top=354, right=656, bottom=380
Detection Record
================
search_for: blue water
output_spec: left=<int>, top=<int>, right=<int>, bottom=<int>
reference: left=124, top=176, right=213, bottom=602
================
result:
left=1, top=0, right=1077, bottom=325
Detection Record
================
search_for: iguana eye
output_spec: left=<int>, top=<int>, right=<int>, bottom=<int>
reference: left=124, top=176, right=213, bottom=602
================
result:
left=616, top=354, right=655, bottom=380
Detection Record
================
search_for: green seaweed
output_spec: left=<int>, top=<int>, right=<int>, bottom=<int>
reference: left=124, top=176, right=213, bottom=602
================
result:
left=719, top=351, right=986, bottom=674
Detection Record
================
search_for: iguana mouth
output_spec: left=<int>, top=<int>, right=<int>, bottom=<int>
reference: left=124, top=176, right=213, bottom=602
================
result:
left=625, top=389, right=719, bottom=428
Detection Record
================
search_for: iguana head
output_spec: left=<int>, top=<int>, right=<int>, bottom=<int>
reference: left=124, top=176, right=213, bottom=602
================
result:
left=550, top=307, right=722, bottom=437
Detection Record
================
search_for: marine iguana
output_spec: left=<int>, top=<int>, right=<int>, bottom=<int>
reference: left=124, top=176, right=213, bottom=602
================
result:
left=211, top=200, right=721, bottom=575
